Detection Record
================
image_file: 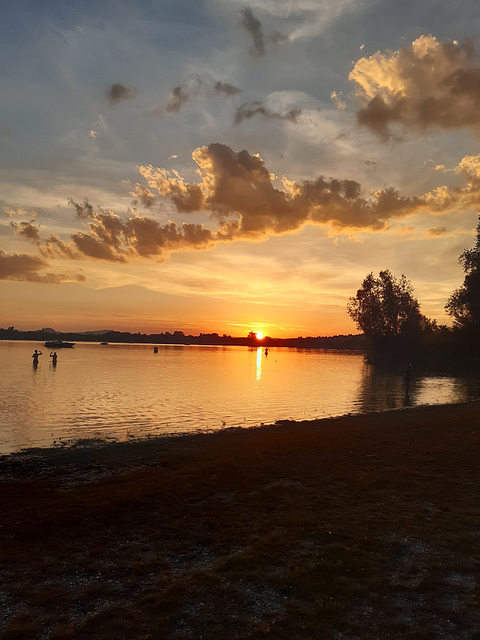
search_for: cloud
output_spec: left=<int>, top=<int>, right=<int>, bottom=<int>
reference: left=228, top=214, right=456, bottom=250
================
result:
left=4, top=207, right=37, bottom=217
left=350, top=35, right=480, bottom=139
left=165, top=74, right=241, bottom=114
left=41, top=199, right=215, bottom=262
left=58, top=144, right=422, bottom=264
left=69, top=198, right=95, bottom=219
left=214, top=81, right=241, bottom=97
left=130, top=185, right=156, bottom=209
left=107, top=83, right=137, bottom=106
left=40, top=234, right=83, bottom=260
left=40, top=146, right=480, bottom=266
left=271, top=31, right=289, bottom=46
left=166, top=83, right=197, bottom=114
left=10, top=220, right=41, bottom=244
left=0, top=250, right=85, bottom=283
left=240, top=7, right=265, bottom=57
left=143, top=145, right=480, bottom=237
left=426, top=227, right=448, bottom=237
left=331, top=91, right=346, bottom=110
left=234, top=101, right=302, bottom=124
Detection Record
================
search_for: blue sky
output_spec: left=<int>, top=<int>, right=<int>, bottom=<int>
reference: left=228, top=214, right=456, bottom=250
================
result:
left=2, top=0, right=480, bottom=335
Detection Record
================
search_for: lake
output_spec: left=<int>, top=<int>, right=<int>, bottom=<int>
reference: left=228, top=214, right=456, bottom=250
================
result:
left=1, top=340, right=479, bottom=455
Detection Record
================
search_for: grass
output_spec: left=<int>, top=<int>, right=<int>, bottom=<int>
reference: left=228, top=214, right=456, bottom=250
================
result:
left=1, top=402, right=480, bottom=639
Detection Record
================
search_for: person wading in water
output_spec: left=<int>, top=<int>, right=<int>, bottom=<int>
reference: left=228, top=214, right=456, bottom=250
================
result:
left=32, top=349, right=42, bottom=367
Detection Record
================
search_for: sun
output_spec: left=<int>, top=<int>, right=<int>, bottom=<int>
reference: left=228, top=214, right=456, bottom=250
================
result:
left=255, top=331, right=264, bottom=340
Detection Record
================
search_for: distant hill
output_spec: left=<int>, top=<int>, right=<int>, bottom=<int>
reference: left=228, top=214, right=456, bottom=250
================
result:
left=76, top=330, right=114, bottom=336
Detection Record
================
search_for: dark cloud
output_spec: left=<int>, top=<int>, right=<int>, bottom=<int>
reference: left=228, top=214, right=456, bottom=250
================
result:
left=240, top=7, right=265, bottom=57
left=427, top=227, right=448, bottom=237
left=0, top=250, right=83, bottom=283
left=69, top=198, right=95, bottom=219
left=166, top=84, right=195, bottom=114
left=143, top=145, right=480, bottom=239
left=351, top=35, right=480, bottom=139
left=107, top=83, right=137, bottom=106
left=43, top=199, right=215, bottom=262
left=71, top=206, right=132, bottom=262
left=131, top=186, right=156, bottom=209
left=234, top=101, right=302, bottom=125
left=10, top=220, right=40, bottom=244
left=165, top=75, right=241, bottom=114
left=71, top=231, right=129, bottom=262
left=214, top=81, right=241, bottom=97
left=40, top=235, right=81, bottom=260
left=139, top=144, right=427, bottom=247
left=355, top=96, right=406, bottom=142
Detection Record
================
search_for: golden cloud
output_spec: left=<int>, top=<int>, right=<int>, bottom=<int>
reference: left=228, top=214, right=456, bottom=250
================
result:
left=350, top=35, right=480, bottom=139
left=426, top=227, right=448, bottom=237
left=35, top=145, right=480, bottom=265
left=10, top=220, right=40, bottom=244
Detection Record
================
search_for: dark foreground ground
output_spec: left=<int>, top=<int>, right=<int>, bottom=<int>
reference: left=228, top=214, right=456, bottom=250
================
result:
left=1, top=402, right=480, bottom=640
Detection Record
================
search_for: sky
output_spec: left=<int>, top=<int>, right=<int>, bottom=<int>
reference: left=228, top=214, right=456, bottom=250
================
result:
left=2, top=0, right=480, bottom=337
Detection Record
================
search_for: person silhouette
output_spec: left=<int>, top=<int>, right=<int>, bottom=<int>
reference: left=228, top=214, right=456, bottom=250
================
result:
left=50, top=351, right=58, bottom=366
left=32, top=349, right=42, bottom=367
left=404, top=362, right=412, bottom=396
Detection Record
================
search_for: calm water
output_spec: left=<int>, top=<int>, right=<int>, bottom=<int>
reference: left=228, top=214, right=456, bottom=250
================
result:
left=1, top=340, right=480, bottom=455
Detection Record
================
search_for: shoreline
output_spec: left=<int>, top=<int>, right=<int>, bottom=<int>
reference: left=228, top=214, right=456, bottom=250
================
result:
left=2, top=399, right=480, bottom=638
left=1, top=398, right=479, bottom=482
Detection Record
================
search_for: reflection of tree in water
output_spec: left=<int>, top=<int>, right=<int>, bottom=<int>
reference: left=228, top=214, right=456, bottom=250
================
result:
left=356, top=363, right=480, bottom=414
left=356, top=362, right=420, bottom=413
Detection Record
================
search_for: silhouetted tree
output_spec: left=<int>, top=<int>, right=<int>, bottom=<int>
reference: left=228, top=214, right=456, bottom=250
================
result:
left=347, top=270, right=427, bottom=360
left=445, top=217, right=480, bottom=331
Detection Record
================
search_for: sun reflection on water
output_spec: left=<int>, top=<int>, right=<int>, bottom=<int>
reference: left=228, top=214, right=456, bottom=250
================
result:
left=256, top=347, right=262, bottom=382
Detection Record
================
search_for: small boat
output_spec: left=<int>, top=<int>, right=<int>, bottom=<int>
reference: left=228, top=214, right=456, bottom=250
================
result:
left=44, top=340, right=75, bottom=348
left=100, top=342, right=108, bottom=345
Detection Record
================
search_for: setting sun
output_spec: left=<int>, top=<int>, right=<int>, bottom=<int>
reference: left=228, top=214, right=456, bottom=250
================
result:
left=255, top=331, right=264, bottom=340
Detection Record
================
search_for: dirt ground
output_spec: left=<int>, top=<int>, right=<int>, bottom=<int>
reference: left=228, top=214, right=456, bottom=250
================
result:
left=1, top=402, right=480, bottom=639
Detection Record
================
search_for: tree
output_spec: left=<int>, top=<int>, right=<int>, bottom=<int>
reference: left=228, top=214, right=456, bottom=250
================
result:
left=445, top=217, right=480, bottom=331
left=347, top=270, right=426, bottom=358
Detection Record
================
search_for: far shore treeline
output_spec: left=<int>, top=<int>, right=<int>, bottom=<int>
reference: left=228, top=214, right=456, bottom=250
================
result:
left=0, top=326, right=366, bottom=351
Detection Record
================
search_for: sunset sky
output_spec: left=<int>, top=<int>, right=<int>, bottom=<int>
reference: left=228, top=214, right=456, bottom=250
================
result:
left=2, top=0, right=480, bottom=337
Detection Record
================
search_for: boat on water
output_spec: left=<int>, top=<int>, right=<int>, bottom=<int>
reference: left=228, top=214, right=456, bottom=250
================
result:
left=100, top=342, right=108, bottom=345
left=44, top=340, right=75, bottom=348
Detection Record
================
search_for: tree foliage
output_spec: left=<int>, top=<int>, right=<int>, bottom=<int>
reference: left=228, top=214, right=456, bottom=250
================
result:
left=445, top=218, right=480, bottom=330
left=347, top=270, right=427, bottom=355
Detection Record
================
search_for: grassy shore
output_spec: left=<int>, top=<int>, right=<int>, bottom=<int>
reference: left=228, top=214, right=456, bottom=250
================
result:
left=1, top=402, right=480, bottom=639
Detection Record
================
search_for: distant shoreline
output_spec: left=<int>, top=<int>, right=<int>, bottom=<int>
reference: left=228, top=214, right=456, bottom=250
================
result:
left=0, top=330, right=367, bottom=350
